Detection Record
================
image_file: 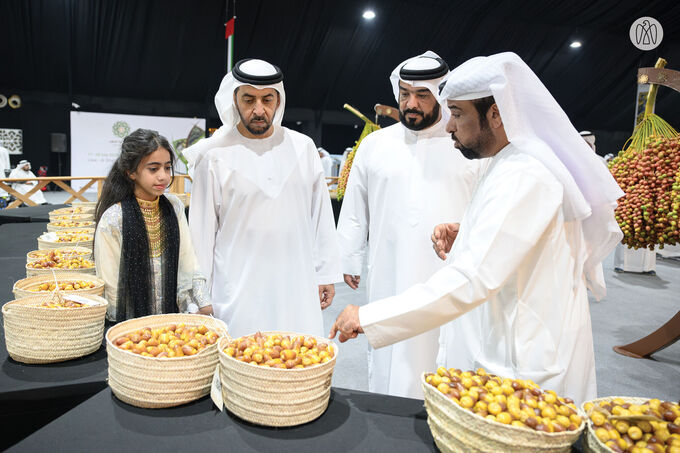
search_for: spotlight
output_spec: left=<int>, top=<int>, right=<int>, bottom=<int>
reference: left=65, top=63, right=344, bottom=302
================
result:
left=570, top=41, right=582, bottom=48
left=362, top=10, right=376, bottom=20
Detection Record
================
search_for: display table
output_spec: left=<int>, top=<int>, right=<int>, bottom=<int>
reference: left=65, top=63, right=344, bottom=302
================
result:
left=0, top=220, right=108, bottom=449
left=0, top=222, right=54, bottom=258
left=9, top=386, right=587, bottom=452
left=0, top=204, right=67, bottom=225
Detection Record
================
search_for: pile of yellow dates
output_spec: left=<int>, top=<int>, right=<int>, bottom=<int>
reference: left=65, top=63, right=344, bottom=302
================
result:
left=585, top=398, right=680, bottom=453
left=41, top=298, right=86, bottom=308
left=224, top=332, right=334, bottom=369
left=53, top=207, right=86, bottom=215
left=114, top=323, right=219, bottom=358
left=28, top=250, right=94, bottom=270
left=52, top=215, right=90, bottom=221
left=29, top=249, right=89, bottom=260
left=54, top=231, right=93, bottom=243
left=51, top=220, right=94, bottom=228
left=30, top=280, right=97, bottom=292
left=425, top=367, right=582, bottom=432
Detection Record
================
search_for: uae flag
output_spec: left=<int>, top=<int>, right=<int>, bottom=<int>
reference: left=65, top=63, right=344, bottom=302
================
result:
left=225, top=17, right=235, bottom=39
left=225, top=17, right=235, bottom=71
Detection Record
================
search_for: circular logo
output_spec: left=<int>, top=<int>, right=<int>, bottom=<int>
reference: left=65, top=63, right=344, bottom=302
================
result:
left=112, top=121, right=131, bottom=138
left=630, top=17, right=663, bottom=50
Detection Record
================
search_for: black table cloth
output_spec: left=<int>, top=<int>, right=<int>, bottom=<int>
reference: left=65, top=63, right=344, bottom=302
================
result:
left=10, top=387, right=437, bottom=453
left=0, top=223, right=53, bottom=258
left=0, top=204, right=67, bottom=225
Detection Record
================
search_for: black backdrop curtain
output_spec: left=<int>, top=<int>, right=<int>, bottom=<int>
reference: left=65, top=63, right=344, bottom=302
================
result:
left=1, top=0, right=679, bottom=169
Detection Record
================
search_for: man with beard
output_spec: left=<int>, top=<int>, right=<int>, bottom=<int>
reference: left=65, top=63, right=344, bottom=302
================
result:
left=336, top=52, right=486, bottom=398
left=330, top=53, right=624, bottom=403
left=186, top=59, right=341, bottom=338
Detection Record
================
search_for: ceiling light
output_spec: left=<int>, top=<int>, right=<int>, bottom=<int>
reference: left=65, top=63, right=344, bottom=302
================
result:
left=362, top=10, right=376, bottom=20
left=570, top=41, right=582, bottom=48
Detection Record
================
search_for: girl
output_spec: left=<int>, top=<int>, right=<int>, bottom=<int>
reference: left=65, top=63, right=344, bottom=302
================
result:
left=94, top=128, right=212, bottom=321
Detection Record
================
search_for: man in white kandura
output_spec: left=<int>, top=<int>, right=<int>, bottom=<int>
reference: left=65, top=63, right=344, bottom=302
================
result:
left=330, top=52, right=624, bottom=403
left=0, top=143, right=10, bottom=198
left=336, top=51, right=486, bottom=399
left=9, top=159, right=47, bottom=205
left=185, top=59, right=341, bottom=338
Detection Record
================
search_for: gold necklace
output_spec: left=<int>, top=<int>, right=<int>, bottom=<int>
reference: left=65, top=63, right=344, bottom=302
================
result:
left=136, top=197, right=164, bottom=258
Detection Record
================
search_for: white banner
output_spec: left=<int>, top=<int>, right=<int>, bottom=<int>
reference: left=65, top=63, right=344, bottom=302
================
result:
left=70, top=111, right=205, bottom=191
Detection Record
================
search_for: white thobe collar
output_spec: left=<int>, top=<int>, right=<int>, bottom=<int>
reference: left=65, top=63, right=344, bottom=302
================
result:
left=233, top=125, right=285, bottom=153
left=401, top=115, right=447, bottom=145
left=483, top=142, right=515, bottom=175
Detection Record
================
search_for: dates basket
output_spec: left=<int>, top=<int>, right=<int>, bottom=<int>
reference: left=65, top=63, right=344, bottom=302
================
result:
left=421, top=374, right=585, bottom=453
left=48, top=213, right=93, bottom=222
left=49, top=207, right=95, bottom=220
left=580, top=396, right=650, bottom=453
left=218, top=331, right=337, bottom=427
left=71, top=201, right=97, bottom=208
left=38, top=228, right=94, bottom=250
left=13, top=273, right=105, bottom=299
left=2, top=294, right=108, bottom=364
left=25, top=260, right=96, bottom=277
left=47, top=220, right=96, bottom=232
left=106, top=314, right=228, bottom=409
left=49, top=206, right=95, bottom=216
left=26, top=246, right=92, bottom=263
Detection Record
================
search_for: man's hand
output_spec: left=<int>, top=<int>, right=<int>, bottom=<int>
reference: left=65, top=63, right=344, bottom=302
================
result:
left=343, top=274, right=361, bottom=290
left=198, top=305, right=214, bottom=316
left=319, top=284, right=335, bottom=310
left=431, top=222, right=460, bottom=260
left=329, top=305, right=364, bottom=343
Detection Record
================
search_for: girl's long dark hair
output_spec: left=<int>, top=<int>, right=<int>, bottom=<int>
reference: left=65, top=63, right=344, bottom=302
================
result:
left=95, top=129, right=175, bottom=223
left=95, top=128, right=180, bottom=321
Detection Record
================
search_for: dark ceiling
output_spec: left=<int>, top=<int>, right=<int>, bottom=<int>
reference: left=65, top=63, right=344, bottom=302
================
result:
left=1, top=0, right=680, bottom=158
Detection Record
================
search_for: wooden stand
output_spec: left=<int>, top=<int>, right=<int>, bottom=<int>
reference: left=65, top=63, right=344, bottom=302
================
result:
left=613, top=64, right=680, bottom=359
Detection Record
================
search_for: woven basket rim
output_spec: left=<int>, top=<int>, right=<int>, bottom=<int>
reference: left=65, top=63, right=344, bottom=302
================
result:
left=13, top=273, right=105, bottom=292
left=2, top=294, right=108, bottom=313
left=41, top=227, right=95, bottom=234
left=50, top=207, right=95, bottom=214
left=105, top=313, right=229, bottom=361
left=25, top=260, right=95, bottom=270
left=218, top=331, right=338, bottom=373
left=421, top=373, right=586, bottom=439
left=27, top=246, right=92, bottom=257
left=47, top=221, right=95, bottom=227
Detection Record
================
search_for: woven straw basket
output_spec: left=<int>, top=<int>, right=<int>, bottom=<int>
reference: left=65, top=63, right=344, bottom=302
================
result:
left=2, top=294, right=108, bottom=364
left=25, top=261, right=96, bottom=277
left=38, top=229, right=95, bottom=250
left=48, top=213, right=93, bottom=221
left=49, top=213, right=95, bottom=222
left=13, top=273, right=105, bottom=299
left=218, top=331, right=338, bottom=427
left=50, top=206, right=95, bottom=216
left=421, top=374, right=585, bottom=453
left=106, top=314, right=229, bottom=409
left=580, top=396, right=650, bottom=453
left=71, top=201, right=97, bottom=208
left=47, top=221, right=96, bottom=232
left=26, top=246, right=92, bottom=263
